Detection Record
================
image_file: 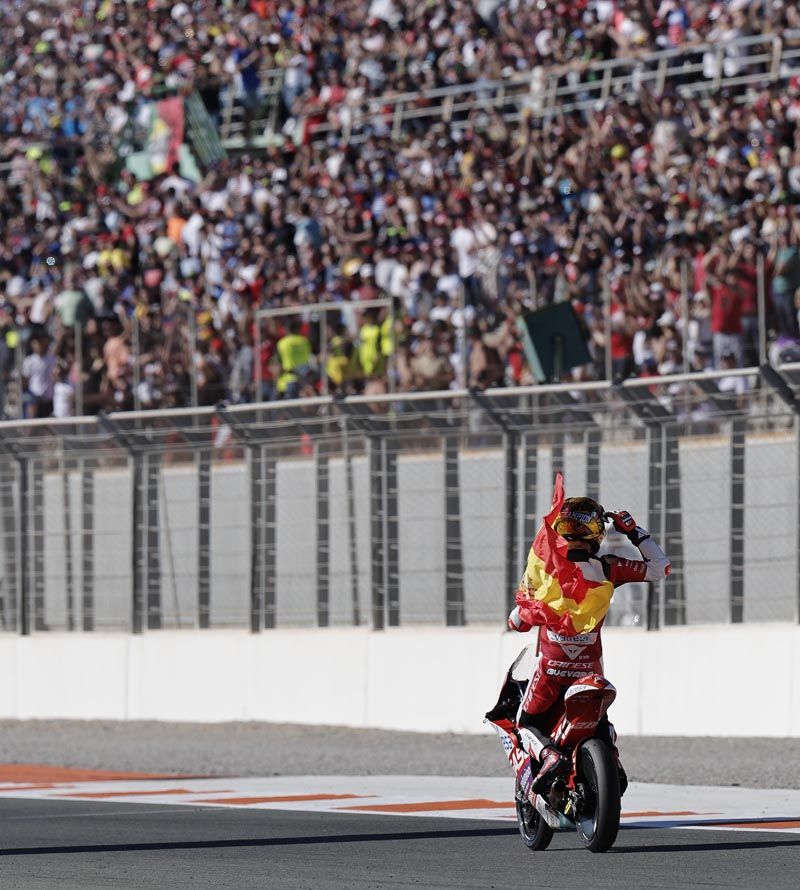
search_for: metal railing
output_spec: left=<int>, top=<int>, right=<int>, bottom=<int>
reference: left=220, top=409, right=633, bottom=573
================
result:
left=1, top=364, right=799, bottom=635
left=219, top=67, right=286, bottom=148
left=298, top=31, right=800, bottom=145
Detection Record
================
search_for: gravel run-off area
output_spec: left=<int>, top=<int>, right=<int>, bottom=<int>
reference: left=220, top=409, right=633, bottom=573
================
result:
left=0, top=721, right=797, bottom=789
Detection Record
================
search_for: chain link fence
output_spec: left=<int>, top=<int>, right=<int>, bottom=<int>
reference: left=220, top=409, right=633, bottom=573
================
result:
left=0, top=366, right=798, bottom=635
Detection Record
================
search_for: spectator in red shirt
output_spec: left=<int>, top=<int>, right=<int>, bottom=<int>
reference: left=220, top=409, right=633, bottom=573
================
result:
left=731, top=241, right=763, bottom=368
left=609, top=300, right=634, bottom=381
left=708, top=268, right=743, bottom=368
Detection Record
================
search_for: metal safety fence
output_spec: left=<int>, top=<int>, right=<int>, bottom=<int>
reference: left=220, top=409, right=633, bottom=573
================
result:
left=0, top=365, right=799, bottom=635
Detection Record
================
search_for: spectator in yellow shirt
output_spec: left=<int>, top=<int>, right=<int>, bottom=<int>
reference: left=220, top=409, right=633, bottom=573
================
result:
left=277, top=319, right=312, bottom=399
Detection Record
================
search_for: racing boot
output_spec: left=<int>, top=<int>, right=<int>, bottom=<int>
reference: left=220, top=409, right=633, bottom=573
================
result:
left=531, top=745, right=568, bottom=795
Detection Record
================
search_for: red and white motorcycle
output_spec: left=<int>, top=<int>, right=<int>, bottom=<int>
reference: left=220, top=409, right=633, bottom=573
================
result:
left=486, top=646, right=622, bottom=853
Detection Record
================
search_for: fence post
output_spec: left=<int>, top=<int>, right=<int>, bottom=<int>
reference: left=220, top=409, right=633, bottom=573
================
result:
left=730, top=418, right=746, bottom=623
left=146, top=454, right=161, bottom=629
left=368, top=435, right=385, bottom=630
left=342, top=417, right=361, bottom=626
left=385, top=438, right=400, bottom=627
left=81, top=458, right=94, bottom=631
left=131, top=453, right=145, bottom=634
left=249, top=445, right=264, bottom=633
left=444, top=434, right=465, bottom=626
left=663, top=424, right=685, bottom=625
left=646, top=424, right=664, bottom=630
left=316, top=441, right=330, bottom=627
left=0, top=461, right=19, bottom=631
left=31, top=458, right=45, bottom=631
left=197, top=449, right=211, bottom=629
left=263, top=450, right=277, bottom=629
left=17, top=457, right=30, bottom=636
left=61, top=454, right=75, bottom=632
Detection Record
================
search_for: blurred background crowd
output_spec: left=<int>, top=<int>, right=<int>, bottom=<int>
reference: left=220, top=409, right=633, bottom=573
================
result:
left=3, top=0, right=800, bottom=418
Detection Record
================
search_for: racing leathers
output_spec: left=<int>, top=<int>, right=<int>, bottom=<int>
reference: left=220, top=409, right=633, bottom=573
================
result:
left=507, top=518, right=670, bottom=793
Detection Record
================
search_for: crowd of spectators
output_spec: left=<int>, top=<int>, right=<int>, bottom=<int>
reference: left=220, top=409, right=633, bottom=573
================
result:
left=3, top=1, right=795, bottom=139
left=3, top=1, right=800, bottom=418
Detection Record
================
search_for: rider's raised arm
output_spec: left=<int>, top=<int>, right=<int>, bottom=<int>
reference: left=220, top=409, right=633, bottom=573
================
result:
left=602, top=510, right=670, bottom=585
left=508, top=603, right=536, bottom=632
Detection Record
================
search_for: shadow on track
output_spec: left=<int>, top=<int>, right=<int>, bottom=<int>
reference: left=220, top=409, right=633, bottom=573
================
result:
left=613, top=837, right=800, bottom=855
left=0, top=826, right=519, bottom=857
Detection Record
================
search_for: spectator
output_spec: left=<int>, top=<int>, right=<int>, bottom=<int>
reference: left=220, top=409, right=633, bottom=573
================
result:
left=52, top=363, right=75, bottom=419
left=326, top=322, right=358, bottom=395
left=276, top=318, right=312, bottom=400
left=708, top=267, right=744, bottom=369
left=410, top=334, right=454, bottom=392
left=771, top=232, right=800, bottom=337
left=468, top=327, right=504, bottom=391
left=21, top=332, right=55, bottom=418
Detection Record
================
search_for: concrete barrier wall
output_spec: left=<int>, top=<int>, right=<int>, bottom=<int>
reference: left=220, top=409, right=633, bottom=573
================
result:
left=1, top=624, right=798, bottom=737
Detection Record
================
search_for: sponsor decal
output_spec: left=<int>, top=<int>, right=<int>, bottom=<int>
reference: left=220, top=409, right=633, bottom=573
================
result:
left=519, top=761, right=533, bottom=797
left=511, top=747, right=527, bottom=773
left=565, top=509, right=595, bottom=524
left=561, top=644, right=588, bottom=659
left=546, top=629, right=598, bottom=660
left=546, top=631, right=597, bottom=644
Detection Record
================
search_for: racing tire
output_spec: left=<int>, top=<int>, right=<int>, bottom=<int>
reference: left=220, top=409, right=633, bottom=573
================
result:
left=576, top=738, right=621, bottom=853
left=515, top=778, right=554, bottom=851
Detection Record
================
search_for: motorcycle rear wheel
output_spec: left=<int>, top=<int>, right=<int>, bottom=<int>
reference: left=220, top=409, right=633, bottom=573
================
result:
left=576, top=738, right=621, bottom=853
left=515, top=779, right=554, bottom=851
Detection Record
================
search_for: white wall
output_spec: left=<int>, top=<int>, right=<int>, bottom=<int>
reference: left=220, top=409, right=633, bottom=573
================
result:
left=1, top=624, right=798, bottom=737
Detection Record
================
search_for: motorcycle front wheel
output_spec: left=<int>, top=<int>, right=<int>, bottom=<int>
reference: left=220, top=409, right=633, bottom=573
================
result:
left=515, top=778, right=554, bottom=851
left=575, top=738, right=621, bottom=853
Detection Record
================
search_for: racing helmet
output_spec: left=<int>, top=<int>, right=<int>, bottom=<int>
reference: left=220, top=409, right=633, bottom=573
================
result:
left=553, top=496, right=606, bottom=545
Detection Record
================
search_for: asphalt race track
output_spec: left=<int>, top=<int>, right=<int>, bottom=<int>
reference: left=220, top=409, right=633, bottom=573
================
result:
left=0, top=727, right=797, bottom=889
left=0, top=798, right=798, bottom=890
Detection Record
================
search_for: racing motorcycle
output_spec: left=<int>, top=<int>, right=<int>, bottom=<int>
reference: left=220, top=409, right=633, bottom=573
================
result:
left=485, top=646, right=621, bottom=853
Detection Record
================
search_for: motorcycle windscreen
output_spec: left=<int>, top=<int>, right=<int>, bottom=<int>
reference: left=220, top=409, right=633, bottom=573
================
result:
left=510, top=645, right=538, bottom=683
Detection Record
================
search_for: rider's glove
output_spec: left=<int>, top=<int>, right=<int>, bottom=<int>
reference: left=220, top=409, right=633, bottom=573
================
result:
left=604, top=510, right=650, bottom=547
left=508, top=606, right=533, bottom=633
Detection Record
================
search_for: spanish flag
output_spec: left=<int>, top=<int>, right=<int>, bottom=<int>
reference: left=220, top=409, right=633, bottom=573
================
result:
left=515, top=473, right=614, bottom=635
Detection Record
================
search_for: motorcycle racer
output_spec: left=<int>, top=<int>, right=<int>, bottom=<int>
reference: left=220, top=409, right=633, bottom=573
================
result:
left=492, top=477, right=670, bottom=797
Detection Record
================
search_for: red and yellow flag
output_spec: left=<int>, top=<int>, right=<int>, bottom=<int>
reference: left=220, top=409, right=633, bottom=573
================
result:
left=515, top=473, right=613, bottom=635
